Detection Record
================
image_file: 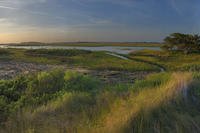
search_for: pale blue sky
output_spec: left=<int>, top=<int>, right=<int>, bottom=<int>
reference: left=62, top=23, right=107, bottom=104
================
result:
left=0, top=0, right=199, bottom=43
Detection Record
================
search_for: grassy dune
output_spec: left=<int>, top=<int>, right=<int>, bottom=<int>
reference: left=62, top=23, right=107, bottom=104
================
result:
left=1, top=70, right=200, bottom=133
left=96, top=73, right=191, bottom=133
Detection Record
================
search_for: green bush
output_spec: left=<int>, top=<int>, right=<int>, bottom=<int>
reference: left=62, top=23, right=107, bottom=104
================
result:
left=0, top=96, right=9, bottom=122
left=28, top=69, right=65, bottom=96
left=0, top=76, right=28, bottom=103
left=0, top=69, right=102, bottom=124
left=0, top=49, right=10, bottom=55
left=64, top=71, right=101, bottom=93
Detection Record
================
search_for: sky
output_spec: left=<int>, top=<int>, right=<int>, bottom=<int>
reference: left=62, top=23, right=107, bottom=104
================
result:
left=0, top=0, right=199, bottom=43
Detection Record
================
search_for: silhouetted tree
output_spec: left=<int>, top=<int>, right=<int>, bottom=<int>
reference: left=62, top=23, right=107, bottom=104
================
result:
left=163, top=33, right=200, bottom=54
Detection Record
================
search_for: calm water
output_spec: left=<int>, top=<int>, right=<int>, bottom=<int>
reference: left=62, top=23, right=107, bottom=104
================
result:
left=0, top=45, right=160, bottom=54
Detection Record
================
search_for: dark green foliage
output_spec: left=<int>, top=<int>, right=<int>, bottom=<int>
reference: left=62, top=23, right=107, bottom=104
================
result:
left=0, top=49, right=11, bottom=60
left=163, top=33, right=200, bottom=54
left=0, top=49, right=10, bottom=55
left=0, top=76, right=28, bottom=122
left=28, top=69, right=65, bottom=96
left=23, top=69, right=66, bottom=106
left=188, top=78, right=200, bottom=100
left=64, top=71, right=101, bottom=93
left=0, top=76, right=28, bottom=103
left=0, top=96, right=9, bottom=122
left=0, top=69, right=101, bottom=124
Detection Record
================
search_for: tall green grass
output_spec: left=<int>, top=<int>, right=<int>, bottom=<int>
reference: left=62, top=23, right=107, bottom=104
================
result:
left=1, top=70, right=199, bottom=133
left=127, top=72, right=200, bottom=133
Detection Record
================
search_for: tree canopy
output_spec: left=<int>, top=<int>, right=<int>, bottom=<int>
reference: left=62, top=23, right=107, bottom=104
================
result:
left=163, top=33, right=200, bottom=53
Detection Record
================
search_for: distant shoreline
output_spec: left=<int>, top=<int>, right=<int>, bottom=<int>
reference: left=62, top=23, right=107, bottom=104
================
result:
left=0, top=42, right=163, bottom=47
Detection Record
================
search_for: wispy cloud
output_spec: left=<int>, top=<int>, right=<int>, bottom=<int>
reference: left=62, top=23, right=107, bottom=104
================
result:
left=170, top=0, right=182, bottom=15
left=0, top=0, right=47, bottom=5
left=0, top=3, right=65, bottom=20
left=0, top=5, right=18, bottom=10
left=0, top=0, right=198, bottom=43
left=71, top=0, right=137, bottom=7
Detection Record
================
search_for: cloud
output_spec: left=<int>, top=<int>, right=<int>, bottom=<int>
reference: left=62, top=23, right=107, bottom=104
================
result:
left=170, top=0, right=182, bottom=15
left=0, top=0, right=47, bottom=5
left=71, top=0, right=137, bottom=7
left=0, top=5, right=18, bottom=10
left=0, top=1, right=66, bottom=20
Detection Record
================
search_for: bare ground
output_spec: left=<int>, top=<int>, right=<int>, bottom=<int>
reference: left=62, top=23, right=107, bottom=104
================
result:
left=0, top=61, right=151, bottom=84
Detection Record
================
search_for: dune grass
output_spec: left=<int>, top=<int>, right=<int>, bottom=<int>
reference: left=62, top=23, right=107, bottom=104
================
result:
left=1, top=70, right=199, bottom=133
left=91, top=73, right=192, bottom=133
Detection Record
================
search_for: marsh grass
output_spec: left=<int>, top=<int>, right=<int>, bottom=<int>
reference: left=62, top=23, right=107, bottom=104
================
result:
left=25, top=49, right=92, bottom=57
left=0, top=48, right=160, bottom=71
left=130, top=50, right=200, bottom=71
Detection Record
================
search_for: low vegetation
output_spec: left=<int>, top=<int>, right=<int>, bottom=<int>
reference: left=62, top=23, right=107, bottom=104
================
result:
left=130, top=49, right=200, bottom=71
left=25, top=49, right=92, bottom=57
left=1, top=34, right=200, bottom=133
left=0, top=49, right=11, bottom=60
left=0, top=49, right=10, bottom=55
left=0, top=48, right=160, bottom=72
left=0, top=70, right=200, bottom=133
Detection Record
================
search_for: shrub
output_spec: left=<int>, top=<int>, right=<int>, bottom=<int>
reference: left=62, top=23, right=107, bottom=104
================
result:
left=0, top=96, right=9, bottom=122
left=0, top=76, right=28, bottom=103
left=28, top=69, right=65, bottom=96
left=64, top=71, right=101, bottom=93
left=0, top=49, right=10, bottom=55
